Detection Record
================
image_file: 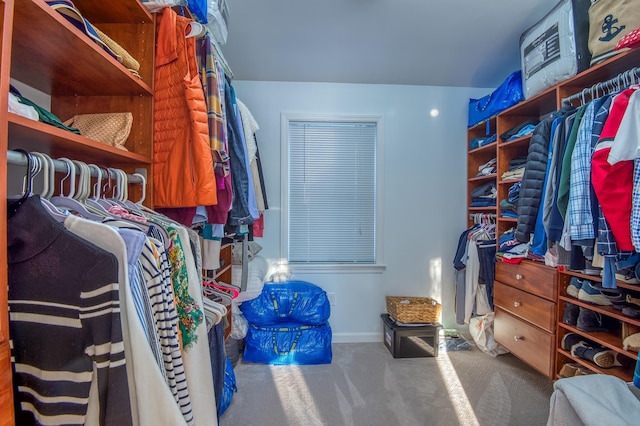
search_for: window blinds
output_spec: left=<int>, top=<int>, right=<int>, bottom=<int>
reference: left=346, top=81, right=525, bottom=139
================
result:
left=288, top=121, right=376, bottom=263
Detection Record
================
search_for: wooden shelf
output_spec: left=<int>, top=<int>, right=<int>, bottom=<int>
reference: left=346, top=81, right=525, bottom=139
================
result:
left=499, top=135, right=531, bottom=149
left=72, top=0, right=153, bottom=24
left=498, top=178, right=522, bottom=185
left=468, top=206, right=497, bottom=212
left=7, top=113, right=151, bottom=165
left=468, top=173, right=496, bottom=182
left=11, top=0, right=152, bottom=96
left=499, top=217, right=517, bottom=223
left=468, top=141, right=497, bottom=155
left=500, top=85, right=557, bottom=118
left=559, top=295, right=640, bottom=328
left=556, top=348, right=633, bottom=382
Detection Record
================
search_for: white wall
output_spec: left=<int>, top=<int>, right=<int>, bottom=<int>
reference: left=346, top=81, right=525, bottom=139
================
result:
left=233, top=81, right=491, bottom=342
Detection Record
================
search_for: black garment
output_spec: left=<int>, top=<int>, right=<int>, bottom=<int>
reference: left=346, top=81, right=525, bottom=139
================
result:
left=477, top=241, right=497, bottom=311
left=8, top=196, right=132, bottom=426
left=208, top=321, right=225, bottom=417
left=515, top=105, right=576, bottom=243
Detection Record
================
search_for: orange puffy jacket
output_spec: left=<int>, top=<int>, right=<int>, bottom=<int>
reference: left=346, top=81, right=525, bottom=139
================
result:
left=153, top=8, right=217, bottom=208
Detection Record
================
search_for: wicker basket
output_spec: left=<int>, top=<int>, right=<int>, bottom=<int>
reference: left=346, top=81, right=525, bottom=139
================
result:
left=386, top=296, right=441, bottom=323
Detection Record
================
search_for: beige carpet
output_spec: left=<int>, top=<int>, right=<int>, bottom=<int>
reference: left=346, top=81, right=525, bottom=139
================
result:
left=219, top=342, right=554, bottom=426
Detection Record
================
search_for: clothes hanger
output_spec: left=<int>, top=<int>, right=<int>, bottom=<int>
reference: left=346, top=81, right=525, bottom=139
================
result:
left=49, top=158, right=104, bottom=222
left=185, top=21, right=206, bottom=38
left=28, top=152, right=68, bottom=222
left=123, top=172, right=146, bottom=216
left=7, top=149, right=35, bottom=217
left=83, top=164, right=114, bottom=216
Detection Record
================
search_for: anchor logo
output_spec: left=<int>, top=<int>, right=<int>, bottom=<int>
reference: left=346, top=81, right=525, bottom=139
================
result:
left=599, top=14, right=626, bottom=42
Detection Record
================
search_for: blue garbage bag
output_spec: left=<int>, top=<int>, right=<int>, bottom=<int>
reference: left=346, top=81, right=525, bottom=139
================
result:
left=240, top=281, right=330, bottom=326
left=219, top=356, right=237, bottom=416
left=243, top=322, right=332, bottom=365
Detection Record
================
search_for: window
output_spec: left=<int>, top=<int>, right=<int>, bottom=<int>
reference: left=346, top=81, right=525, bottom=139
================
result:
left=281, top=114, right=384, bottom=271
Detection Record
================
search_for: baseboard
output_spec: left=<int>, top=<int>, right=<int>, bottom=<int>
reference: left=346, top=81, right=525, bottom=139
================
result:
left=332, top=332, right=381, bottom=343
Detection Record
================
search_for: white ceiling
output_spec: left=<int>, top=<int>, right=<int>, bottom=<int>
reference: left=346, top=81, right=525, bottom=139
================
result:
left=222, top=0, right=560, bottom=88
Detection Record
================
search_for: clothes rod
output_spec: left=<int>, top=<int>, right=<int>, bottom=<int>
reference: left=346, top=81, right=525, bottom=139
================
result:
left=563, top=66, right=640, bottom=104
left=6, top=150, right=145, bottom=185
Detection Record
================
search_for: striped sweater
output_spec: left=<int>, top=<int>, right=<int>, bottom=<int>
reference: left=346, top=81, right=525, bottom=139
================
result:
left=7, top=196, right=133, bottom=426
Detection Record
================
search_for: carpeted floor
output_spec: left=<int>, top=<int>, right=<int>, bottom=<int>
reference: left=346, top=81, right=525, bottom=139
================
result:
left=219, top=341, right=554, bottom=426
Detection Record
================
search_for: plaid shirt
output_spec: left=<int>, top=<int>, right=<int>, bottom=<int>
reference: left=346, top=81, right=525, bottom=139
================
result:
left=569, top=100, right=600, bottom=240
left=196, top=34, right=230, bottom=175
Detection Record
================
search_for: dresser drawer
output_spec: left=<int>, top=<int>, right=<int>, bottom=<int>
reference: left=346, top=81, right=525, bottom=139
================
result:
left=494, top=308, right=554, bottom=378
left=495, top=260, right=557, bottom=301
left=494, top=281, right=556, bottom=332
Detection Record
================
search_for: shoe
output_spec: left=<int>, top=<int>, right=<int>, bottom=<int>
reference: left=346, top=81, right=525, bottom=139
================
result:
left=574, top=366, right=594, bottom=376
left=571, top=341, right=615, bottom=368
left=622, top=305, right=640, bottom=319
left=626, top=294, right=640, bottom=307
left=561, top=332, right=583, bottom=351
left=616, top=267, right=640, bottom=284
left=562, top=302, right=579, bottom=326
left=583, top=259, right=603, bottom=276
left=597, top=286, right=627, bottom=310
left=559, top=363, right=580, bottom=378
left=567, top=277, right=583, bottom=298
left=577, top=280, right=612, bottom=306
left=576, top=307, right=617, bottom=332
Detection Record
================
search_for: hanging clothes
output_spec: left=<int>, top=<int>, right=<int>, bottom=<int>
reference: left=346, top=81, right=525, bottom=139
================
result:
left=8, top=196, right=133, bottom=426
left=153, top=7, right=217, bottom=208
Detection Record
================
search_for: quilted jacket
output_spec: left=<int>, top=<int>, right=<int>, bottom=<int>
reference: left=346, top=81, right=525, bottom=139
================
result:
left=153, top=7, right=217, bottom=208
left=515, top=105, right=575, bottom=243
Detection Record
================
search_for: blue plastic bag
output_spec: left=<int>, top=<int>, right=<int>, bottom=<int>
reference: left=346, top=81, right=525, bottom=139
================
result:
left=219, top=356, right=237, bottom=416
left=468, top=71, right=524, bottom=128
left=241, top=281, right=330, bottom=326
left=243, top=322, right=332, bottom=365
left=187, top=0, right=208, bottom=23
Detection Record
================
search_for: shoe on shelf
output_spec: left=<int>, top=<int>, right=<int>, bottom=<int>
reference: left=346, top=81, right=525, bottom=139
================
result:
left=626, top=294, right=640, bottom=307
left=596, top=286, right=627, bottom=310
left=562, top=302, right=579, bottom=326
left=561, top=332, right=583, bottom=351
left=559, top=363, right=580, bottom=378
left=616, top=267, right=640, bottom=285
left=583, top=259, right=603, bottom=276
left=576, top=307, right=617, bottom=332
left=622, top=305, right=640, bottom=319
left=577, top=280, right=612, bottom=306
left=571, top=341, right=615, bottom=368
left=574, top=366, right=595, bottom=376
left=567, top=277, right=583, bottom=298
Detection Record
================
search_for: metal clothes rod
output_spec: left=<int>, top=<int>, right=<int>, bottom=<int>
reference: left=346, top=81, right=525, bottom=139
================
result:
left=6, top=150, right=145, bottom=185
left=562, top=66, right=640, bottom=104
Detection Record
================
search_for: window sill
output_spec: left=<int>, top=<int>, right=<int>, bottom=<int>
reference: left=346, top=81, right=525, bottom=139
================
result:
left=289, top=264, right=386, bottom=274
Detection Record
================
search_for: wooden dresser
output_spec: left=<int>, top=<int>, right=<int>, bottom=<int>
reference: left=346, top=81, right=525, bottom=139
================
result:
left=494, top=260, right=557, bottom=378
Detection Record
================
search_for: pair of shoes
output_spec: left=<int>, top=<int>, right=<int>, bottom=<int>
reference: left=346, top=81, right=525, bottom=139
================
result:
left=576, top=307, right=617, bottom=332
left=561, top=332, right=615, bottom=368
left=567, top=277, right=582, bottom=298
left=562, top=302, right=579, bottom=326
left=577, top=280, right=611, bottom=306
left=559, top=363, right=580, bottom=378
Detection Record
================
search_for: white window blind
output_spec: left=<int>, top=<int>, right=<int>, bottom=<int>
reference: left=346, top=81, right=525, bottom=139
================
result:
left=288, top=121, right=377, bottom=263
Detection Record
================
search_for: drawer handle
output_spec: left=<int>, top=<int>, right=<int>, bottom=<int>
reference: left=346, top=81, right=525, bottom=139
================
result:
left=515, top=274, right=523, bottom=280
left=514, top=335, right=524, bottom=342
left=513, top=301, right=521, bottom=308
